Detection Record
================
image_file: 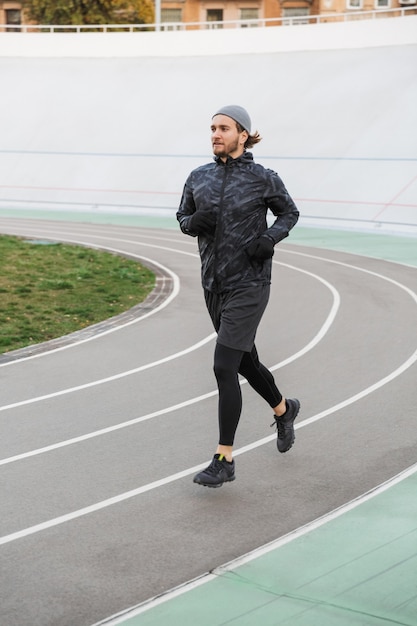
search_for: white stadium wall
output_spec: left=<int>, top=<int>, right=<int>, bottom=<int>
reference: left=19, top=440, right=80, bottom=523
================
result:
left=0, top=15, right=416, bottom=234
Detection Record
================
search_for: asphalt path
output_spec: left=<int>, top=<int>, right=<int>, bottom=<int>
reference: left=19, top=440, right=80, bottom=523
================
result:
left=0, top=218, right=416, bottom=626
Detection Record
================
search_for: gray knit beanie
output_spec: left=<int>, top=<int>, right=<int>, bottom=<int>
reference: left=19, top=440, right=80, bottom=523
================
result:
left=213, top=105, right=251, bottom=133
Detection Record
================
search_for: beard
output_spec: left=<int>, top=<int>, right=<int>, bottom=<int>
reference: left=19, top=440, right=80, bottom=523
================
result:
left=212, top=137, right=240, bottom=158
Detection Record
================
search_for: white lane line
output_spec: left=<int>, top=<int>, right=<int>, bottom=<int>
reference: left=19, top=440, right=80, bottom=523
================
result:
left=0, top=392, right=217, bottom=467
left=0, top=252, right=415, bottom=544
left=0, top=262, right=339, bottom=464
left=0, top=246, right=181, bottom=367
left=1, top=224, right=189, bottom=248
left=0, top=257, right=336, bottom=412
left=3, top=233, right=416, bottom=416
left=0, top=342, right=415, bottom=548
left=0, top=228, right=208, bottom=369
left=0, top=332, right=216, bottom=414
left=0, top=462, right=206, bottom=546
left=220, top=462, right=417, bottom=569
left=93, top=462, right=417, bottom=625
left=284, top=248, right=417, bottom=303
left=2, top=245, right=416, bottom=465
left=234, top=346, right=417, bottom=457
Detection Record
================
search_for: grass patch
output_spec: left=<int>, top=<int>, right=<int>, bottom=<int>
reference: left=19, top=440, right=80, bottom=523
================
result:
left=0, top=235, right=156, bottom=353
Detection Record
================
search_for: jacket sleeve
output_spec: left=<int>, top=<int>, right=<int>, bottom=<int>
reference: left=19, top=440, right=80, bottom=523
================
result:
left=263, top=170, right=299, bottom=244
left=176, top=176, right=198, bottom=237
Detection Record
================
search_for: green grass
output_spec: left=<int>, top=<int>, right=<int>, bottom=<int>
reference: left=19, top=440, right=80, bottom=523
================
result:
left=0, top=235, right=156, bottom=354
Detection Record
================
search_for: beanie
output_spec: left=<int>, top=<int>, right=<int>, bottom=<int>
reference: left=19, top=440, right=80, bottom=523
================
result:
left=213, top=105, right=251, bottom=133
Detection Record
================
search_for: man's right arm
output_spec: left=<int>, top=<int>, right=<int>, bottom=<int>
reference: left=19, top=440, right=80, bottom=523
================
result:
left=176, top=180, right=197, bottom=236
left=177, top=179, right=216, bottom=237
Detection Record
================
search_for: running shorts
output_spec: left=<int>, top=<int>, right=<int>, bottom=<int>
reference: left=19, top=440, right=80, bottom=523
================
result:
left=204, top=284, right=270, bottom=352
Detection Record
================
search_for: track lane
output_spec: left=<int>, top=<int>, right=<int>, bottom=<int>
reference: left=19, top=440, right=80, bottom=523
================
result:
left=0, top=219, right=416, bottom=626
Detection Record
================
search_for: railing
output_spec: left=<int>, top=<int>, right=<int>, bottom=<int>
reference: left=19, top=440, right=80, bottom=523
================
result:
left=0, top=6, right=416, bottom=33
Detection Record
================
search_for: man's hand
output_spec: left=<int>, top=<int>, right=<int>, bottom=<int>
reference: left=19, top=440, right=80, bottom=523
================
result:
left=188, top=211, right=216, bottom=235
left=246, top=235, right=275, bottom=260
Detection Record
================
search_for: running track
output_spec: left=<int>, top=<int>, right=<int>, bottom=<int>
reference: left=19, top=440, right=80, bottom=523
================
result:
left=0, top=216, right=416, bottom=626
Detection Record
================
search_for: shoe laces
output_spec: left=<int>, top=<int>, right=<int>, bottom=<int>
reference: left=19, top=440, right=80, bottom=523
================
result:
left=271, top=416, right=286, bottom=438
left=205, top=458, right=225, bottom=476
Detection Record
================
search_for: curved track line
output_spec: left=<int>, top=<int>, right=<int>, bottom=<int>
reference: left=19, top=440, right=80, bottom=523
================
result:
left=0, top=259, right=339, bottom=467
left=0, top=345, right=415, bottom=547
left=0, top=254, right=338, bottom=410
left=0, top=252, right=415, bottom=544
left=0, top=261, right=340, bottom=466
left=0, top=227, right=212, bottom=367
left=3, top=246, right=417, bottom=465
left=285, top=248, right=417, bottom=303
left=0, top=332, right=217, bottom=415
left=0, top=249, right=180, bottom=367
left=0, top=260, right=338, bottom=420
left=0, top=246, right=415, bottom=470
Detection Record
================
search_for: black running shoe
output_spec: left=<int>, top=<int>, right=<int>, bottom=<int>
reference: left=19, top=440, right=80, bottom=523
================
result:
left=271, top=398, right=300, bottom=453
left=193, top=454, right=235, bottom=488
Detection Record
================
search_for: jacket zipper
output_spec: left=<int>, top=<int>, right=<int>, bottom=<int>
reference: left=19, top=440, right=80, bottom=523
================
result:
left=212, top=161, right=230, bottom=293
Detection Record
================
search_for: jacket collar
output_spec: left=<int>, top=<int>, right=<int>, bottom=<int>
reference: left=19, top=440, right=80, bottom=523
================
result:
left=214, top=151, right=254, bottom=166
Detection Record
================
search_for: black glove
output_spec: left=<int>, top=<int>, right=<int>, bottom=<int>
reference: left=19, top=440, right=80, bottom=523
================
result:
left=188, top=211, right=216, bottom=235
left=246, top=235, right=275, bottom=260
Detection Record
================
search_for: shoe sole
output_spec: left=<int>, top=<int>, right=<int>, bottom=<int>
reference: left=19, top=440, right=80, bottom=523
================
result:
left=193, top=475, right=235, bottom=488
left=277, top=398, right=300, bottom=453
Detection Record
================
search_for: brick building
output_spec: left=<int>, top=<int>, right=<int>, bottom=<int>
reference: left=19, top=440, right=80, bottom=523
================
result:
left=1, top=1, right=22, bottom=30
left=159, top=0, right=415, bottom=25
left=0, top=0, right=415, bottom=30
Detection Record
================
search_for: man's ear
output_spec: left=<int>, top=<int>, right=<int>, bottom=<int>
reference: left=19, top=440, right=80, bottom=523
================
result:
left=240, top=130, right=248, bottom=145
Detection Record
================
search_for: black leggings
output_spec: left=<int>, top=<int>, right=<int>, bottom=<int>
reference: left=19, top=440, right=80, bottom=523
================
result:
left=213, top=342, right=282, bottom=446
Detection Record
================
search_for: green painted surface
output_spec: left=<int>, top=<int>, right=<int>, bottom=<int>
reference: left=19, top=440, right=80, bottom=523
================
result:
left=1, top=208, right=416, bottom=267
left=111, top=473, right=417, bottom=625
left=0, top=208, right=178, bottom=230
left=289, top=227, right=417, bottom=268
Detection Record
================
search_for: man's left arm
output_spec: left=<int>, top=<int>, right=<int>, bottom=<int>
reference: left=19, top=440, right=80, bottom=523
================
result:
left=264, top=171, right=299, bottom=244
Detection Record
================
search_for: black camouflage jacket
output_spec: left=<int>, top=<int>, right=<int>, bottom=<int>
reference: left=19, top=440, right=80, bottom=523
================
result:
left=176, top=151, right=299, bottom=293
